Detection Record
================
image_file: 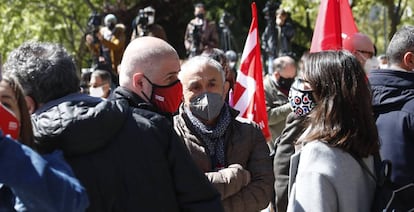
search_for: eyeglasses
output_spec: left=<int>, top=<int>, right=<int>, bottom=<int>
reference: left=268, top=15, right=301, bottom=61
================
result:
left=356, top=49, right=374, bottom=58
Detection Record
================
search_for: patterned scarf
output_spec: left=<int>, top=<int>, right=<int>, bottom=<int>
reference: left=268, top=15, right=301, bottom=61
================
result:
left=184, top=104, right=232, bottom=170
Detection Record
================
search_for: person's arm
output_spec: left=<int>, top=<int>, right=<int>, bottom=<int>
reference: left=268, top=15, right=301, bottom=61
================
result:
left=222, top=126, right=274, bottom=212
left=267, top=102, right=291, bottom=125
left=283, top=23, right=295, bottom=41
left=160, top=121, right=224, bottom=212
left=184, top=22, right=193, bottom=52
left=205, top=164, right=250, bottom=200
left=274, top=112, right=305, bottom=212
left=0, top=132, right=89, bottom=212
left=203, top=21, right=219, bottom=48
left=100, top=32, right=125, bottom=51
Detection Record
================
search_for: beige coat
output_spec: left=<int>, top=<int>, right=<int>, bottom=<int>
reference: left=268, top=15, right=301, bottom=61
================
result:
left=174, top=106, right=274, bottom=212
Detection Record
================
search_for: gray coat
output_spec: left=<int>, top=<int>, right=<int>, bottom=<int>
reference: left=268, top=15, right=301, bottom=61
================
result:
left=287, top=141, right=376, bottom=212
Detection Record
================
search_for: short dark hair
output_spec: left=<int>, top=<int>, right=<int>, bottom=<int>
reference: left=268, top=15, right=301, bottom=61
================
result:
left=386, top=26, right=414, bottom=64
left=91, top=69, right=112, bottom=85
left=194, top=2, right=205, bottom=9
left=299, top=50, right=380, bottom=157
left=3, top=42, right=80, bottom=104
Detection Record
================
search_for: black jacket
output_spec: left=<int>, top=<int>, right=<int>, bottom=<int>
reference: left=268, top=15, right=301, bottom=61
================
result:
left=32, top=92, right=223, bottom=212
left=369, top=69, right=414, bottom=186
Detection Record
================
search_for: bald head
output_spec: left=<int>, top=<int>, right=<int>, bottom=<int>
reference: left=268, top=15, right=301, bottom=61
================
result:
left=273, top=56, right=296, bottom=74
left=119, top=37, right=179, bottom=87
left=343, top=33, right=375, bottom=65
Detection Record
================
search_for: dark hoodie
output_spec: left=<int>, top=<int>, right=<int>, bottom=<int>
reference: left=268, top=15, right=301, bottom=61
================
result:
left=369, top=69, right=414, bottom=186
left=31, top=92, right=223, bottom=212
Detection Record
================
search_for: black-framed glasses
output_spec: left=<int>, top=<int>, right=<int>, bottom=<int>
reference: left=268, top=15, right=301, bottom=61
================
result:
left=356, top=49, right=374, bottom=58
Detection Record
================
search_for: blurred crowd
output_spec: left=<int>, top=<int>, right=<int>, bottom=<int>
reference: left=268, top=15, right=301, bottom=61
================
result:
left=0, top=1, right=413, bottom=212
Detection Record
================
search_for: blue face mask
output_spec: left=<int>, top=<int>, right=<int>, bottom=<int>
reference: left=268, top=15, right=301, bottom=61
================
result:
left=288, top=79, right=316, bottom=116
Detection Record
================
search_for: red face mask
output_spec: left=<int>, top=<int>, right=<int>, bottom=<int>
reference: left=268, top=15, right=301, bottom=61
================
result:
left=143, top=76, right=183, bottom=114
left=0, top=103, right=20, bottom=140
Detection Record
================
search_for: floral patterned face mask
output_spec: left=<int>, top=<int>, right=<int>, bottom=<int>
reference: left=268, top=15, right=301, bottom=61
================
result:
left=288, top=78, right=316, bottom=117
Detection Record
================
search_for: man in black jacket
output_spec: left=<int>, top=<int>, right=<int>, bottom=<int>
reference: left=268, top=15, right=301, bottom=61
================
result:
left=4, top=41, right=223, bottom=212
left=369, top=26, right=414, bottom=198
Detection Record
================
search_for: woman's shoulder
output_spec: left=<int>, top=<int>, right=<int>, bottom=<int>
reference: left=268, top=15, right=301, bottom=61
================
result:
left=299, top=141, right=352, bottom=174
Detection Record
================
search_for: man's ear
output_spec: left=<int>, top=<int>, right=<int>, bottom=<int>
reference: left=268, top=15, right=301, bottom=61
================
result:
left=403, top=52, right=414, bottom=70
left=273, top=71, right=280, bottom=80
left=24, top=96, right=37, bottom=114
left=223, top=81, right=230, bottom=100
left=132, top=73, right=144, bottom=90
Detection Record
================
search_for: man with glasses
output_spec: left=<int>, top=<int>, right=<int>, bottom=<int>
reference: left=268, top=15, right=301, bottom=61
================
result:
left=343, top=32, right=379, bottom=73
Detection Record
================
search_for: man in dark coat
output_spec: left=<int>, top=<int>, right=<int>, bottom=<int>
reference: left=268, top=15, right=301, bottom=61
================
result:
left=369, top=26, right=414, bottom=194
left=4, top=41, right=223, bottom=212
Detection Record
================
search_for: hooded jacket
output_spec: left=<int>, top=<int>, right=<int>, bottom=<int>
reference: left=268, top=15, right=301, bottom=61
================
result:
left=32, top=91, right=223, bottom=212
left=369, top=69, right=414, bottom=186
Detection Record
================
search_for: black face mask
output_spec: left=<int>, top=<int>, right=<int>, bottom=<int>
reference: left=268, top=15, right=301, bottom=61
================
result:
left=196, top=13, right=204, bottom=19
left=277, top=76, right=295, bottom=90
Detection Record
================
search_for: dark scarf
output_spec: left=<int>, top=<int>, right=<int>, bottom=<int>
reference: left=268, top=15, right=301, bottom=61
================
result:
left=184, top=104, right=232, bottom=170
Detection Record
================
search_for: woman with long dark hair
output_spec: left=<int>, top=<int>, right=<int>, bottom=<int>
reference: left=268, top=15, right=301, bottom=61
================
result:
left=287, top=50, right=380, bottom=212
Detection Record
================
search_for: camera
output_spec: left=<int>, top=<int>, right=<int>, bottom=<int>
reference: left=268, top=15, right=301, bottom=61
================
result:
left=189, top=22, right=203, bottom=56
left=135, top=9, right=150, bottom=36
left=87, top=12, right=101, bottom=44
left=137, top=9, right=149, bottom=26
left=219, top=12, right=235, bottom=28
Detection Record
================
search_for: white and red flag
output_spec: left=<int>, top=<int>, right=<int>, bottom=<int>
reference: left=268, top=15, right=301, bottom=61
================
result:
left=230, top=2, right=271, bottom=140
left=310, top=0, right=358, bottom=52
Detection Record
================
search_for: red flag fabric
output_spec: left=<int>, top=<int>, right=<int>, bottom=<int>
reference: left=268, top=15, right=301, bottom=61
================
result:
left=310, top=0, right=358, bottom=52
left=230, top=2, right=271, bottom=140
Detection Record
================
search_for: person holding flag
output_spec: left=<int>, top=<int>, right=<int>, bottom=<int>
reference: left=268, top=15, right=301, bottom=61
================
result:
left=174, top=56, right=274, bottom=212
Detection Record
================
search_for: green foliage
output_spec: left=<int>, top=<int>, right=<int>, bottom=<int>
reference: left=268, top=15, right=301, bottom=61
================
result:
left=0, top=0, right=93, bottom=68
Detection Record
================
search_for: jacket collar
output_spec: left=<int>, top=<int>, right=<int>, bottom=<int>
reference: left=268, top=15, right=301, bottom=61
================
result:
left=112, top=86, right=174, bottom=120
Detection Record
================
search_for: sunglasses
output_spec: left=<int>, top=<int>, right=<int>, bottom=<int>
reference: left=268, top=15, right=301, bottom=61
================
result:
left=356, top=49, right=374, bottom=58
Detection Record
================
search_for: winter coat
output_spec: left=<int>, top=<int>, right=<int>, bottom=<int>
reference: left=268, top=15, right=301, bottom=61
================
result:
left=32, top=91, right=223, bottom=212
left=0, top=131, right=88, bottom=212
left=287, top=141, right=376, bottom=212
left=369, top=69, right=414, bottom=186
left=174, top=105, right=274, bottom=212
left=184, top=18, right=219, bottom=56
left=273, top=112, right=305, bottom=212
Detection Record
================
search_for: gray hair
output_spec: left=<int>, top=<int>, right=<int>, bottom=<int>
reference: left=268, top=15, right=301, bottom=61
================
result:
left=386, top=26, right=414, bottom=65
left=3, top=41, right=79, bottom=104
left=179, top=56, right=225, bottom=83
left=273, top=56, right=296, bottom=73
left=91, top=70, right=112, bottom=85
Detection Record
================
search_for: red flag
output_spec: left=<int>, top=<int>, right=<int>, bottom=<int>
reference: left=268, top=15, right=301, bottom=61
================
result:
left=310, top=0, right=358, bottom=52
left=230, top=2, right=271, bottom=140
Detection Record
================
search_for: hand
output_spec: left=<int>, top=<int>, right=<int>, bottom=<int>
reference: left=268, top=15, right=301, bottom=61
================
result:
left=227, top=164, right=251, bottom=186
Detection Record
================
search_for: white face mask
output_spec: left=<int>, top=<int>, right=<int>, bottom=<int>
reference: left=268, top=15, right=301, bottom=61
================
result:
left=89, top=86, right=105, bottom=98
left=364, top=57, right=379, bottom=74
left=147, top=15, right=155, bottom=25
